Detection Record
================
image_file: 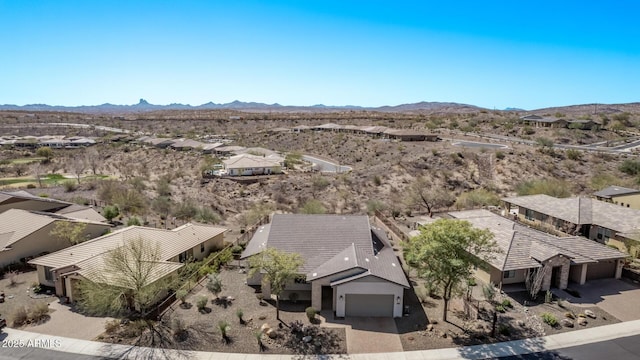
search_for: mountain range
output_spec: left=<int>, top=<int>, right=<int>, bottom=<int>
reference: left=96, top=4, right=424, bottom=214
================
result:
left=0, top=99, right=485, bottom=114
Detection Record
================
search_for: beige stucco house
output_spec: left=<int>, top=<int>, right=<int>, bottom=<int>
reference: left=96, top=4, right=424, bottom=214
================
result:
left=0, top=209, right=111, bottom=268
left=29, top=223, right=227, bottom=302
left=503, top=194, right=640, bottom=255
left=241, top=214, right=409, bottom=318
left=0, top=190, right=106, bottom=222
left=594, top=185, right=640, bottom=210
left=223, top=153, right=284, bottom=176
left=449, top=210, right=627, bottom=290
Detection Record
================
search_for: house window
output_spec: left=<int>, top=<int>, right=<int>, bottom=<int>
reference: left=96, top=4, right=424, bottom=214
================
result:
left=503, top=270, right=516, bottom=279
left=525, top=209, right=534, bottom=221
left=596, top=227, right=612, bottom=241
left=200, top=243, right=205, bottom=253
left=44, top=266, right=54, bottom=281
left=178, top=251, right=190, bottom=263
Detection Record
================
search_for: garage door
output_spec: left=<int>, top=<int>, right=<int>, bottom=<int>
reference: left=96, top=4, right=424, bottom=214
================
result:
left=586, top=261, right=616, bottom=280
left=345, top=294, right=393, bottom=317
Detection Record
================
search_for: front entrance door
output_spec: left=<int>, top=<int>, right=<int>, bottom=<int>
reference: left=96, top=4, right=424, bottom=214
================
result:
left=551, top=266, right=561, bottom=288
left=321, top=286, right=333, bottom=311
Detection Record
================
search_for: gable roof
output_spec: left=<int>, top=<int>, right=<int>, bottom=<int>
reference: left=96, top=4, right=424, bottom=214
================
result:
left=502, top=194, right=640, bottom=233
left=449, top=210, right=626, bottom=271
left=241, top=214, right=409, bottom=288
left=0, top=209, right=110, bottom=250
left=594, top=185, right=640, bottom=199
left=223, top=153, right=283, bottom=169
left=29, top=223, right=227, bottom=270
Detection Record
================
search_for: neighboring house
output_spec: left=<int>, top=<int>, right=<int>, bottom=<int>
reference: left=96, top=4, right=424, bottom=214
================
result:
left=0, top=191, right=106, bottom=222
left=147, top=138, right=176, bottom=148
left=29, top=223, right=227, bottom=302
left=361, top=126, right=390, bottom=137
left=383, top=129, right=440, bottom=142
left=0, top=209, right=111, bottom=268
left=222, top=153, right=284, bottom=176
left=449, top=210, right=626, bottom=290
left=502, top=194, right=640, bottom=254
left=241, top=214, right=409, bottom=318
left=520, top=115, right=568, bottom=128
left=313, top=123, right=343, bottom=132
left=214, top=145, right=247, bottom=156
left=291, top=125, right=311, bottom=133
left=169, top=139, right=205, bottom=151
left=594, top=185, right=640, bottom=210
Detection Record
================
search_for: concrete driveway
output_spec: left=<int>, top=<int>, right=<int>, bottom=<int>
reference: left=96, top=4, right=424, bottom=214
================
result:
left=558, top=279, right=640, bottom=321
left=28, top=298, right=113, bottom=340
left=320, top=313, right=403, bottom=354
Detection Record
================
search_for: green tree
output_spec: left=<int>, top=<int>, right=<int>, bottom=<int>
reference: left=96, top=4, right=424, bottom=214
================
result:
left=248, top=247, right=304, bottom=321
left=50, top=221, right=89, bottom=245
left=36, top=147, right=54, bottom=163
left=404, top=219, right=498, bottom=322
left=75, top=238, right=172, bottom=317
left=103, top=205, right=119, bottom=223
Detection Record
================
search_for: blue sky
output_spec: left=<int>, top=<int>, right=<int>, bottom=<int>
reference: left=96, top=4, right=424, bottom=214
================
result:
left=1, top=1, right=639, bottom=110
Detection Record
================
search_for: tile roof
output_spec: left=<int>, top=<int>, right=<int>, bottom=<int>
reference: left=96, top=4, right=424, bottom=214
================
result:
left=594, top=185, right=640, bottom=198
left=29, top=223, right=227, bottom=270
left=449, top=210, right=627, bottom=271
left=502, top=194, right=640, bottom=232
left=241, top=214, right=409, bottom=288
left=0, top=209, right=110, bottom=250
left=223, top=154, right=284, bottom=170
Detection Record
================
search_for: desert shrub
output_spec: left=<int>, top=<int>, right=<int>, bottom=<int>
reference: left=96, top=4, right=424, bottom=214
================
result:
left=103, top=205, right=119, bottom=222
left=305, top=307, right=317, bottom=322
left=176, top=289, right=188, bottom=303
left=196, top=296, right=208, bottom=311
left=62, top=179, right=78, bottom=192
left=105, top=319, right=121, bottom=334
left=566, top=149, right=582, bottom=161
left=541, top=312, right=558, bottom=327
left=501, top=299, right=512, bottom=308
left=366, top=199, right=386, bottom=214
left=236, top=309, right=244, bottom=324
left=373, top=175, right=382, bottom=186
left=495, top=151, right=505, bottom=160
left=415, top=286, right=429, bottom=304
left=29, top=302, right=49, bottom=322
left=516, top=178, right=572, bottom=198
left=619, top=159, right=640, bottom=176
left=557, top=298, right=566, bottom=309
left=171, top=317, right=188, bottom=340
left=126, top=217, right=141, bottom=226
left=495, top=304, right=506, bottom=313
left=230, top=244, right=243, bottom=255
left=498, top=324, right=511, bottom=336
left=10, top=306, right=28, bottom=326
left=545, top=290, right=553, bottom=303
left=482, top=283, right=497, bottom=303
left=299, top=199, right=326, bottom=214
left=218, top=320, right=231, bottom=343
left=455, top=188, right=501, bottom=209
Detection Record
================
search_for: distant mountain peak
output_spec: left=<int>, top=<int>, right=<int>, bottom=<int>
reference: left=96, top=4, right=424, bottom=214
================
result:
left=137, top=99, right=150, bottom=105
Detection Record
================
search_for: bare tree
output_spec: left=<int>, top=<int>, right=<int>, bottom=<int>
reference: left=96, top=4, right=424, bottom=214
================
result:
left=525, top=266, right=548, bottom=300
left=405, top=177, right=456, bottom=217
left=50, top=221, right=89, bottom=245
left=71, top=154, right=87, bottom=184
left=85, top=147, right=102, bottom=175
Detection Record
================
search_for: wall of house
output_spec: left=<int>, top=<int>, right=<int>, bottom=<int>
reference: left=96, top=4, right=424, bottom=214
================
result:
left=310, top=268, right=365, bottom=311
left=541, top=255, right=571, bottom=290
left=0, top=222, right=109, bottom=268
left=334, top=280, right=404, bottom=318
left=167, top=233, right=225, bottom=263
left=501, top=269, right=528, bottom=285
left=473, top=263, right=502, bottom=285
left=611, top=194, right=640, bottom=210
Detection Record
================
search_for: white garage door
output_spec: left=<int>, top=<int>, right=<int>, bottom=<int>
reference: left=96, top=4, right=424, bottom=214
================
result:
left=345, top=294, right=393, bottom=317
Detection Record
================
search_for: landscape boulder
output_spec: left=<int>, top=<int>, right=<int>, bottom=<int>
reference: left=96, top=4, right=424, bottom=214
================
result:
left=560, top=319, right=574, bottom=328
left=260, top=323, right=271, bottom=333
left=577, top=317, right=588, bottom=326
left=584, top=310, right=596, bottom=319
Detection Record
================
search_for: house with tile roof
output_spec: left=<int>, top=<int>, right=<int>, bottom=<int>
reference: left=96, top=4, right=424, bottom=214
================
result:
left=222, top=153, right=284, bottom=176
left=449, top=210, right=627, bottom=290
left=29, top=223, right=227, bottom=302
left=502, top=194, right=640, bottom=255
left=0, top=190, right=106, bottom=222
left=594, top=185, right=640, bottom=210
left=0, top=209, right=111, bottom=268
left=241, top=214, right=409, bottom=318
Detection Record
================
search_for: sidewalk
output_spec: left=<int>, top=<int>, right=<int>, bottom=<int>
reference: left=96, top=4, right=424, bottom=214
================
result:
left=4, top=319, right=640, bottom=359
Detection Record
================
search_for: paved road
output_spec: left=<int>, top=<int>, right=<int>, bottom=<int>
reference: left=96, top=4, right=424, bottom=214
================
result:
left=497, top=334, right=640, bottom=360
left=451, top=140, right=509, bottom=149
left=302, top=155, right=352, bottom=173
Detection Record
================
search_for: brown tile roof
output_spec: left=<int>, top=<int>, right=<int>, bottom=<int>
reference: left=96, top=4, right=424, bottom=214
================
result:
left=449, top=210, right=626, bottom=271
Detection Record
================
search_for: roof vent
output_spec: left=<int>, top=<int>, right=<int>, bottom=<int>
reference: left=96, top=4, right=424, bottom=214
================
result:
left=344, top=257, right=349, bottom=261
left=392, top=263, right=396, bottom=267
left=312, top=272, right=317, bottom=277
left=365, top=258, right=370, bottom=262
